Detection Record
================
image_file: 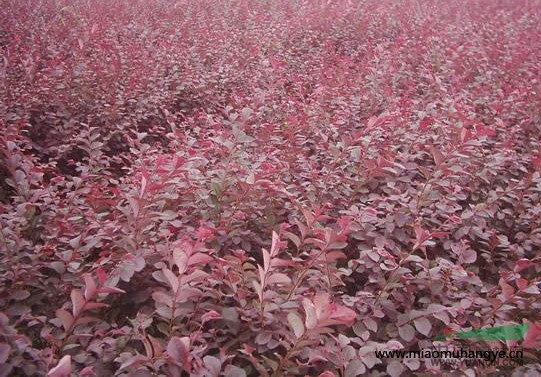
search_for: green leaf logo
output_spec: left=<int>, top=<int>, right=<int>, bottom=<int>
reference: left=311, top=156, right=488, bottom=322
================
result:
left=434, top=323, right=530, bottom=341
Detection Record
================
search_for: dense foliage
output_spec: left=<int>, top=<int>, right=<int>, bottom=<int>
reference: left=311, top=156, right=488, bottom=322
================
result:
left=1, top=0, right=540, bottom=376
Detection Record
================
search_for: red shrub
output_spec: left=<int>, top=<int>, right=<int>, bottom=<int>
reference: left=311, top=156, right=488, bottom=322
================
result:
left=0, top=0, right=540, bottom=375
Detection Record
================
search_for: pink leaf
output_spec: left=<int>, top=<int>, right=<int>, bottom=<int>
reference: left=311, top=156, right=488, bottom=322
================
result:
left=203, top=355, right=222, bottom=376
left=188, top=252, right=213, bottom=266
left=304, top=294, right=356, bottom=329
left=153, top=291, right=173, bottom=307
left=252, top=280, right=262, bottom=302
left=127, top=196, right=139, bottom=218
left=327, top=302, right=356, bottom=326
left=345, top=360, right=366, bottom=377
left=173, top=249, right=188, bottom=274
left=318, top=372, right=337, bottom=377
left=474, top=124, right=496, bottom=137
left=71, top=289, right=85, bottom=316
left=418, top=116, right=433, bottom=131
left=201, top=310, right=222, bottom=324
left=262, top=248, right=271, bottom=272
left=460, top=127, right=472, bottom=143
left=83, top=274, right=97, bottom=300
left=180, top=270, right=209, bottom=285
left=303, top=298, right=318, bottom=330
left=96, top=267, right=107, bottom=285
left=325, top=250, right=347, bottom=262
left=47, top=355, right=71, bottom=377
left=269, top=231, right=287, bottom=256
left=429, top=145, right=445, bottom=166
left=265, top=272, right=291, bottom=285
left=499, top=278, right=515, bottom=300
left=413, top=317, right=432, bottom=336
left=257, top=265, right=266, bottom=286
left=366, top=115, right=378, bottom=129
left=514, top=258, right=534, bottom=273
left=398, top=324, right=415, bottom=342
left=287, top=312, right=305, bottom=338
left=523, top=321, right=541, bottom=348
left=175, top=287, right=202, bottom=302
left=301, top=208, right=315, bottom=226
left=386, top=340, right=404, bottom=350
left=387, top=360, right=406, bottom=377
left=98, top=285, right=126, bottom=294
left=140, top=175, right=147, bottom=198
left=413, top=226, right=429, bottom=250
left=80, top=366, right=95, bottom=376
left=162, top=268, right=179, bottom=291
left=55, top=309, right=74, bottom=332
left=167, top=336, right=191, bottom=363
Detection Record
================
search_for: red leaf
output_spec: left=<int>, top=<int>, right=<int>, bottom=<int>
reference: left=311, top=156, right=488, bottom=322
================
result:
left=304, top=294, right=356, bottom=329
left=460, top=127, right=472, bottom=143
left=523, top=321, right=541, bottom=348
left=499, top=278, right=515, bottom=300
left=327, top=302, right=356, bottom=326
left=474, top=124, right=496, bottom=137
left=514, top=258, right=534, bottom=273
left=413, top=226, right=430, bottom=250
left=96, top=267, right=107, bottom=285
left=516, top=278, right=528, bottom=290
left=419, top=117, right=433, bottom=131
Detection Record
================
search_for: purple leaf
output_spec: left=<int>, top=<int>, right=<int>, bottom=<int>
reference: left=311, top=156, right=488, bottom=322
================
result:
left=167, top=336, right=190, bottom=363
left=0, top=343, right=10, bottom=364
left=398, top=324, right=415, bottom=342
left=413, top=317, right=432, bottom=336
left=287, top=312, right=305, bottom=338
